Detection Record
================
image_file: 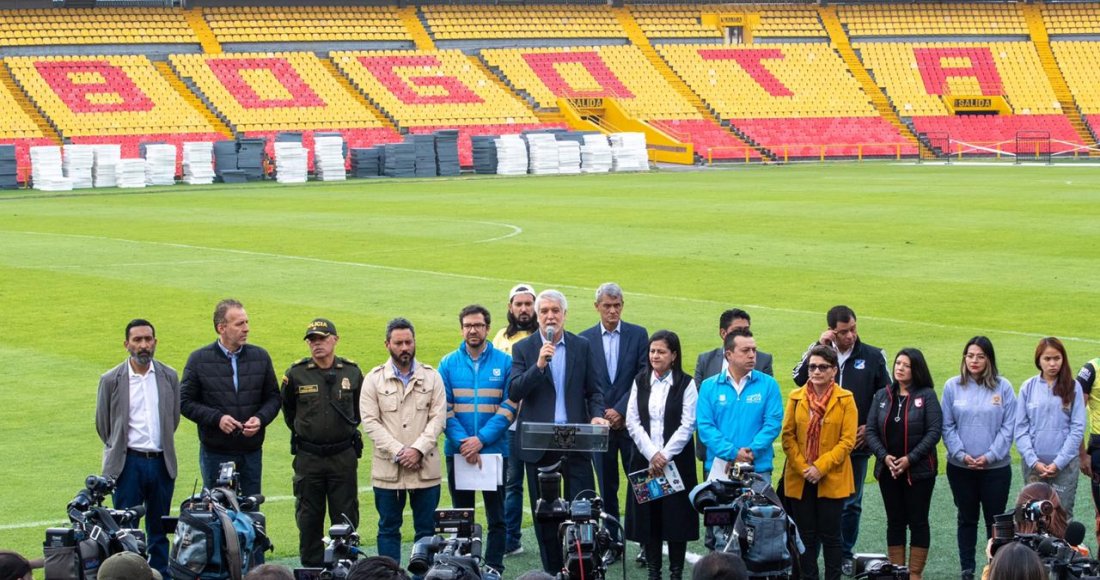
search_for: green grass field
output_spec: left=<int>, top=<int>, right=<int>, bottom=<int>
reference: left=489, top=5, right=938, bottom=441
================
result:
left=2, top=163, right=1099, bottom=578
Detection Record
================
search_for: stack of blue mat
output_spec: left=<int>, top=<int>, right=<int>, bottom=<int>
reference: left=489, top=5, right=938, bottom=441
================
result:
left=471, top=135, right=498, bottom=174
left=350, top=148, right=382, bottom=178
left=236, top=137, right=266, bottom=180
left=0, top=145, right=16, bottom=189
left=434, top=130, right=460, bottom=176
left=383, top=142, right=416, bottom=177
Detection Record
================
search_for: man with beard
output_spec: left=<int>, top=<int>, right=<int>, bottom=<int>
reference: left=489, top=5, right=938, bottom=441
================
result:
left=360, top=318, right=446, bottom=567
left=181, top=298, right=281, bottom=495
left=281, top=318, right=364, bottom=568
left=96, top=319, right=180, bottom=577
left=438, top=305, right=515, bottom=575
left=492, top=283, right=537, bottom=556
left=792, top=305, right=890, bottom=574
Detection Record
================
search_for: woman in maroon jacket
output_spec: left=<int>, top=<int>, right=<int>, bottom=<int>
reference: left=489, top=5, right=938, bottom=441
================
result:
left=865, top=348, right=942, bottom=579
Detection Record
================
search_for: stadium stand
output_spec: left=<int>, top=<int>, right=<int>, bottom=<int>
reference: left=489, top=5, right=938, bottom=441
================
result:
left=858, top=42, right=1083, bottom=153
left=5, top=54, right=222, bottom=169
left=1051, top=41, right=1100, bottom=140
left=630, top=4, right=825, bottom=40
left=332, top=49, right=563, bottom=165
left=420, top=4, right=627, bottom=40
left=0, top=7, right=195, bottom=46
left=169, top=51, right=401, bottom=164
left=659, top=43, right=915, bottom=158
left=838, top=3, right=1029, bottom=37
left=1041, top=3, right=1100, bottom=35
left=481, top=45, right=759, bottom=160
left=202, top=5, right=410, bottom=44
left=0, top=71, right=56, bottom=182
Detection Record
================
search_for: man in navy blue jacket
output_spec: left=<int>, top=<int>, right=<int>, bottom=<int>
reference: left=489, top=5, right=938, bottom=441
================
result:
left=180, top=298, right=281, bottom=495
left=510, top=289, right=608, bottom=574
left=579, top=282, right=648, bottom=549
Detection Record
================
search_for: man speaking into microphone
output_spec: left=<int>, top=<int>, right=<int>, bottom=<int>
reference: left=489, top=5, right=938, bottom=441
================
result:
left=509, top=289, right=609, bottom=574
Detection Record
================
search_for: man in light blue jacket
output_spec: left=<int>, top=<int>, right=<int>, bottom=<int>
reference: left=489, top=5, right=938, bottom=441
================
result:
left=438, top=304, right=517, bottom=575
left=697, top=329, right=784, bottom=480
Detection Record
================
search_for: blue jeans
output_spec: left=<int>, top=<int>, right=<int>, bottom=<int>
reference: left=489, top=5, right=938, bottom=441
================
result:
left=504, top=430, right=525, bottom=551
left=113, top=451, right=175, bottom=578
left=373, top=485, right=441, bottom=565
left=199, top=446, right=263, bottom=496
left=447, top=456, right=506, bottom=573
left=841, top=452, right=869, bottom=558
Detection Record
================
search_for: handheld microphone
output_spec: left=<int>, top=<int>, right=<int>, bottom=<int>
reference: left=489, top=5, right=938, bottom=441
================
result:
left=543, top=325, right=556, bottom=362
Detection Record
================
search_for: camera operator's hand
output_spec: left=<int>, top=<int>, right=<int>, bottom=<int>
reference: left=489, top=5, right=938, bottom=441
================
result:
left=459, top=437, right=483, bottom=460
left=649, top=452, right=669, bottom=477
left=241, top=416, right=261, bottom=437
left=802, top=465, right=823, bottom=484
left=397, top=447, right=423, bottom=470
left=219, top=415, right=243, bottom=434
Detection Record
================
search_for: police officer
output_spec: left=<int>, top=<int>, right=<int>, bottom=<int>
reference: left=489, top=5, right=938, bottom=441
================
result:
left=282, top=318, right=364, bottom=567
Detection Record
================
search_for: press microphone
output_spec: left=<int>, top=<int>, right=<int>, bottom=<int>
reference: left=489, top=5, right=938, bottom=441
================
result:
left=543, top=325, right=556, bottom=362
left=1066, top=520, right=1087, bottom=548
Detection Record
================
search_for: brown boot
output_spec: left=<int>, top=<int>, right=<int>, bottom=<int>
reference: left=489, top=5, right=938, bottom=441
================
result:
left=908, top=546, right=928, bottom=580
left=888, top=545, right=906, bottom=566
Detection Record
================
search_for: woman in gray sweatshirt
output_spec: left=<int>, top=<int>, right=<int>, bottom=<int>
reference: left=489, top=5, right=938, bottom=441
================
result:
left=1014, top=337, right=1086, bottom=518
left=941, top=335, right=1017, bottom=580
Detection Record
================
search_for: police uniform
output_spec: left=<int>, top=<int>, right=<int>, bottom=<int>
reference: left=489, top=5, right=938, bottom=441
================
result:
left=282, top=319, right=364, bottom=567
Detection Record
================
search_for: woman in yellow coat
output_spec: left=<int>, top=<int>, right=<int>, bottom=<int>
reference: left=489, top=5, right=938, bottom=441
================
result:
left=782, top=345, right=858, bottom=580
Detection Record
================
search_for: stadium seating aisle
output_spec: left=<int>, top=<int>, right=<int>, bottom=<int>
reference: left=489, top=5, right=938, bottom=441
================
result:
left=1052, top=42, right=1100, bottom=138
left=0, top=79, right=52, bottom=181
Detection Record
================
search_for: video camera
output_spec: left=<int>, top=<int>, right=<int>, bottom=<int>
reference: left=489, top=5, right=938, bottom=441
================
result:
left=293, top=516, right=364, bottom=580
left=535, top=462, right=621, bottom=580
left=408, top=509, right=500, bottom=580
left=42, top=475, right=147, bottom=579
left=849, top=554, right=908, bottom=579
left=689, top=462, right=801, bottom=578
left=990, top=501, right=1100, bottom=579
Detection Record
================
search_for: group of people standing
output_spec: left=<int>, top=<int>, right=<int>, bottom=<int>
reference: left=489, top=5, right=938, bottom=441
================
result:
left=92, top=289, right=1099, bottom=580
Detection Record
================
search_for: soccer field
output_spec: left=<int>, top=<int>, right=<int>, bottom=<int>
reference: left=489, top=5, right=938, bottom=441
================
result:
left=1, top=163, right=1099, bottom=578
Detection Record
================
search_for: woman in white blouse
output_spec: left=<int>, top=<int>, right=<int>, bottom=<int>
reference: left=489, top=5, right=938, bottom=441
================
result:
left=624, top=330, right=699, bottom=580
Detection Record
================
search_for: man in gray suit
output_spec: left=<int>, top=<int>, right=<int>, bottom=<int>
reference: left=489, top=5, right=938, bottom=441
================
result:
left=96, top=319, right=180, bottom=577
left=693, top=309, right=773, bottom=462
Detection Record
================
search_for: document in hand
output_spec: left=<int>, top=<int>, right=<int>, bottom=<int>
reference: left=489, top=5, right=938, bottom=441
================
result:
left=628, top=462, right=686, bottom=504
left=454, top=453, right=504, bottom=491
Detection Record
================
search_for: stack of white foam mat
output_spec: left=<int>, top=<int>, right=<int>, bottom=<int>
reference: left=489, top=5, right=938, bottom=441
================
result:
left=182, top=142, right=215, bottom=185
left=610, top=133, right=649, bottom=171
left=93, top=145, right=121, bottom=187
left=525, top=133, right=560, bottom=175
left=314, top=135, right=346, bottom=181
left=557, top=140, right=581, bottom=174
left=580, top=134, right=612, bottom=173
left=495, top=135, right=528, bottom=175
left=116, top=158, right=147, bottom=188
left=274, top=141, right=308, bottom=184
left=143, top=144, right=176, bottom=186
left=63, top=144, right=95, bottom=189
left=30, top=146, right=72, bottom=191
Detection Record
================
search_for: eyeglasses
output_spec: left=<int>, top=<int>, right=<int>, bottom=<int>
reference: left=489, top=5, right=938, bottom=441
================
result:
left=807, top=364, right=833, bottom=372
left=462, top=323, right=487, bottom=330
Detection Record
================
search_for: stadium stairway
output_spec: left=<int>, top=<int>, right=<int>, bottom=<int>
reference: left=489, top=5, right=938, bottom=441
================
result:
left=818, top=6, right=927, bottom=157
left=154, top=61, right=233, bottom=138
left=466, top=54, right=541, bottom=114
left=320, top=58, right=400, bottom=134
left=612, top=6, right=772, bottom=162
left=185, top=8, right=222, bottom=55
left=1022, top=3, right=1098, bottom=149
left=0, top=63, right=60, bottom=145
left=400, top=7, right=435, bottom=51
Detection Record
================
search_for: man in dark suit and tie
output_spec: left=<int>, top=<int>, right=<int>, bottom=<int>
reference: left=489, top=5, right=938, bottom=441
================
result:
left=579, top=282, right=647, bottom=549
left=693, top=308, right=774, bottom=462
left=96, top=319, right=180, bottom=578
left=510, top=289, right=609, bottom=574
